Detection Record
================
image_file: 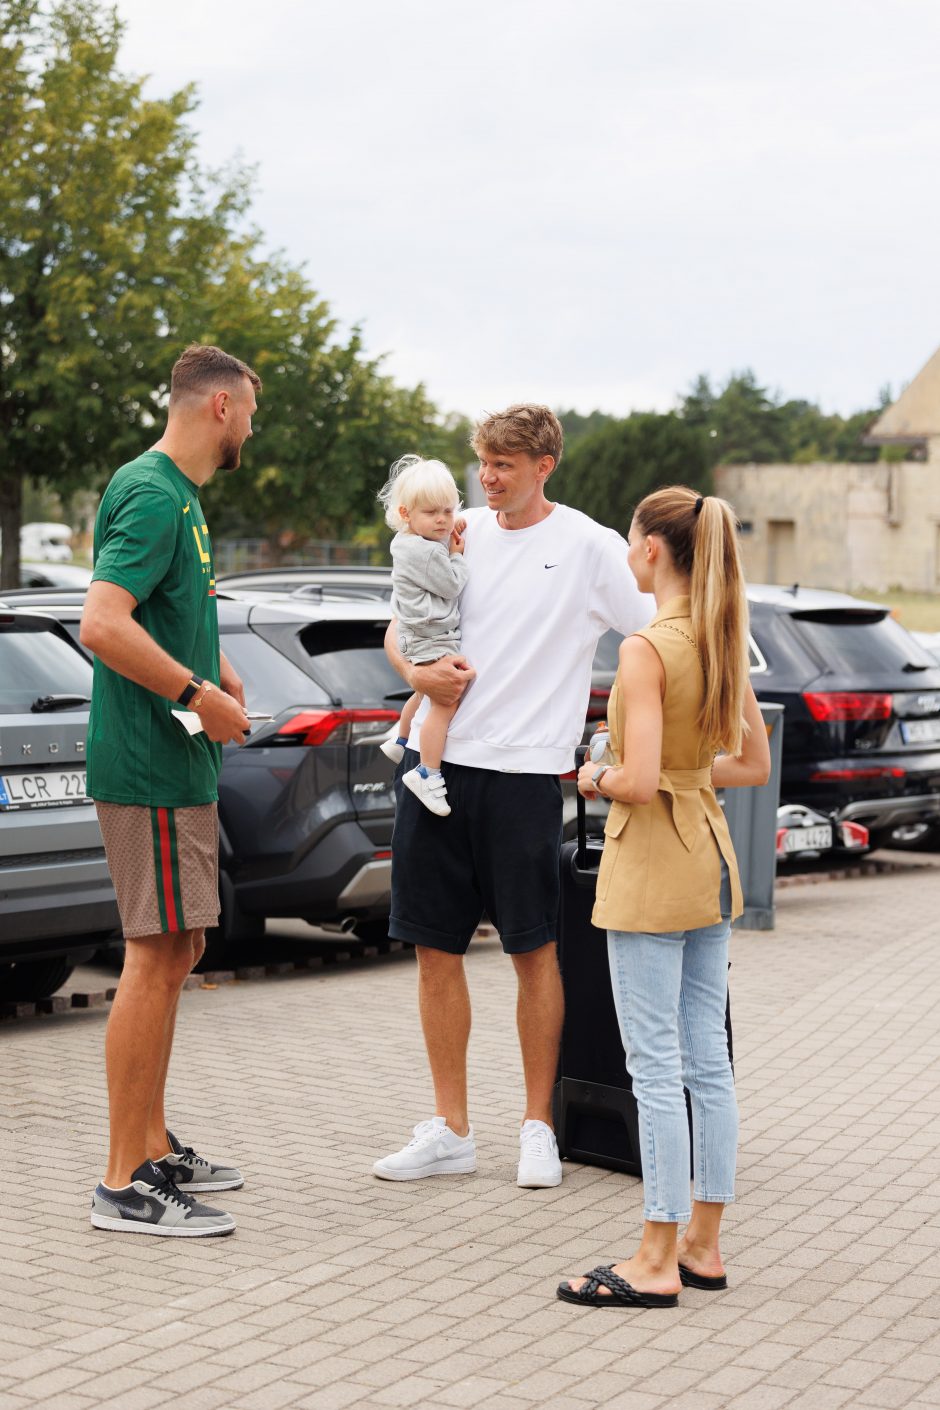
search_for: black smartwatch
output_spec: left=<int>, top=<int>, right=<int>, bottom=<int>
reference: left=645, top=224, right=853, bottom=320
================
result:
left=177, top=675, right=205, bottom=707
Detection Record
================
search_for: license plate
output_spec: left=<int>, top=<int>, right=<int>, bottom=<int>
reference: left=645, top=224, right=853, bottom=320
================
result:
left=900, top=718, right=940, bottom=744
left=782, top=824, right=833, bottom=853
left=0, top=769, right=89, bottom=809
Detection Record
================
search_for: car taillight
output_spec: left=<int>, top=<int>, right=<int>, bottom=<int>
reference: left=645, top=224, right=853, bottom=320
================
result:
left=810, top=766, right=905, bottom=781
left=775, top=828, right=789, bottom=858
left=273, top=709, right=399, bottom=746
left=586, top=688, right=610, bottom=722
left=803, top=692, right=892, bottom=722
left=838, top=822, right=869, bottom=849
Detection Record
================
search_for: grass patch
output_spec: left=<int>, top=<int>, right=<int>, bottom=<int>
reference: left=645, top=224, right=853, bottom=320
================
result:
left=853, top=589, right=940, bottom=633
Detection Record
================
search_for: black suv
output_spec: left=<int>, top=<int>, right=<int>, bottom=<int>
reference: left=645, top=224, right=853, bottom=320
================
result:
left=747, top=585, right=940, bottom=845
left=1, top=589, right=403, bottom=964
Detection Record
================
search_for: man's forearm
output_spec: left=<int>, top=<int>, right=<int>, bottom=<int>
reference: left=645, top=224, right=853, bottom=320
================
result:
left=84, top=611, right=192, bottom=701
left=382, top=617, right=474, bottom=706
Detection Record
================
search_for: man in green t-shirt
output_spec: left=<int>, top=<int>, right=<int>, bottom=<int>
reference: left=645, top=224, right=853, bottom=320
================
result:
left=81, top=344, right=259, bottom=1238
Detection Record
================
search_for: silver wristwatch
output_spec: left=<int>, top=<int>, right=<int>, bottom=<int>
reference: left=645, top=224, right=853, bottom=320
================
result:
left=592, top=765, right=610, bottom=794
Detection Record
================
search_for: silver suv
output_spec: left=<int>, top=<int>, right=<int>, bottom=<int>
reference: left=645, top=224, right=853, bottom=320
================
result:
left=0, top=609, right=120, bottom=1001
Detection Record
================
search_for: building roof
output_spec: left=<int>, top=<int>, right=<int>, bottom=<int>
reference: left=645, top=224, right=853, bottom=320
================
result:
left=867, top=345, right=940, bottom=444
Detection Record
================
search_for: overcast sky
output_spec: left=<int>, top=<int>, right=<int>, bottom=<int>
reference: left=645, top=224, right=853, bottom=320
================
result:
left=114, top=0, right=940, bottom=421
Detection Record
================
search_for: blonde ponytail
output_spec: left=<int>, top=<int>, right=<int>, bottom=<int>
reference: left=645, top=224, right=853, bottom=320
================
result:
left=690, top=497, right=749, bottom=755
left=634, top=486, right=749, bottom=755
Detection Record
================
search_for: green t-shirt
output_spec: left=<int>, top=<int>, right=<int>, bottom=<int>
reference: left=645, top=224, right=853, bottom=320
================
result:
left=86, top=450, right=223, bottom=807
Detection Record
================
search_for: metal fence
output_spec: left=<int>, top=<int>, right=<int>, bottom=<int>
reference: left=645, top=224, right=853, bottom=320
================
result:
left=213, top=540, right=378, bottom=574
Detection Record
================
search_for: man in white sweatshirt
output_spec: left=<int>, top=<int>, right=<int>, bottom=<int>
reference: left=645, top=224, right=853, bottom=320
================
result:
left=374, top=404, right=653, bottom=1188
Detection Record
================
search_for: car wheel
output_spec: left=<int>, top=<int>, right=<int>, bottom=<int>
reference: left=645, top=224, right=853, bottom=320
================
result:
left=865, top=828, right=894, bottom=853
left=0, top=957, right=74, bottom=1002
left=882, top=822, right=940, bottom=853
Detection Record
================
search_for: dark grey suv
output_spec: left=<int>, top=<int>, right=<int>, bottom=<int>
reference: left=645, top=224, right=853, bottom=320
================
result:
left=214, top=596, right=401, bottom=954
left=2, top=589, right=402, bottom=965
left=0, top=609, right=121, bottom=1000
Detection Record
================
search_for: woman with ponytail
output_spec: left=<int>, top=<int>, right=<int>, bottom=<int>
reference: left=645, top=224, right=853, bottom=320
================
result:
left=558, top=486, right=770, bottom=1310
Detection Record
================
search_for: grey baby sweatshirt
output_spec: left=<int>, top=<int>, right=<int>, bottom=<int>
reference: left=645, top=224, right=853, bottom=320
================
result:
left=390, top=531, right=469, bottom=664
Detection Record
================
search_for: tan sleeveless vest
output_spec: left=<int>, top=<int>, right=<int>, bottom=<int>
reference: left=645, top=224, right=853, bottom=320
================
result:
left=592, top=595, right=743, bottom=933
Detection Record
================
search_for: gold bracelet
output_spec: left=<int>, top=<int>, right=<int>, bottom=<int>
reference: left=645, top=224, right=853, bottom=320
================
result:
left=190, top=681, right=214, bottom=711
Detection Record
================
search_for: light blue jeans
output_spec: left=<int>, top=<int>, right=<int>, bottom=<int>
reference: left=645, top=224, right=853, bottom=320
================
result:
left=607, top=878, right=738, bottom=1223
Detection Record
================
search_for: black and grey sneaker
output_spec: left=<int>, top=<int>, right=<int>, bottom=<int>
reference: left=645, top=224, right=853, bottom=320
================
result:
left=156, top=1130, right=244, bottom=1192
left=90, top=1160, right=236, bottom=1237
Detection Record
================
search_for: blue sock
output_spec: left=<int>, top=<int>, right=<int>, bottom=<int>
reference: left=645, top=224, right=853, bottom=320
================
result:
left=396, top=735, right=407, bottom=746
left=416, top=765, right=442, bottom=778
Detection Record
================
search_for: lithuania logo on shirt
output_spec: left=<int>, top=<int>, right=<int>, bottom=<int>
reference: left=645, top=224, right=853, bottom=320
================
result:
left=183, top=502, right=214, bottom=590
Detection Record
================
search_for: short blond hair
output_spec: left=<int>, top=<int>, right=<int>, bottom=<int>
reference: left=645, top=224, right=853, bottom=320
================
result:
left=378, top=455, right=461, bottom=532
left=471, top=404, right=563, bottom=466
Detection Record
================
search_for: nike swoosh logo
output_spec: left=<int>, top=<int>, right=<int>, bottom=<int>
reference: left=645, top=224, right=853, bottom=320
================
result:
left=115, top=1198, right=157, bottom=1220
left=544, top=563, right=559, bottom=569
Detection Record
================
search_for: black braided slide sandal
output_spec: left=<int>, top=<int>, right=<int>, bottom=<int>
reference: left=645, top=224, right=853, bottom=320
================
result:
left=679, top=1264, right=728, bottom=1290
left=556, top=1265, right=679, bottom=1308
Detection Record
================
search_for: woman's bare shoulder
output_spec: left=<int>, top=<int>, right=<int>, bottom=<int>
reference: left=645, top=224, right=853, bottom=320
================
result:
left=619, top=632, right=659, bottom=661
left=618, top=632, right=664, bottom=681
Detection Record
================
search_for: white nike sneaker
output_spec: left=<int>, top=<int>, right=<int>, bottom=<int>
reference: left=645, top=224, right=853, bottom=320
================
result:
left=517, top=1119, right=563, bottom=1188
left=373, top=1117, right=476, bottom=1180
left=402, top=766, right=451, bottom=817
left=380, top=736, right=405, bottom=764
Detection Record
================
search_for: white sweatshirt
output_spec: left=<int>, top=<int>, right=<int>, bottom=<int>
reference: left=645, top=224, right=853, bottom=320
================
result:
left=408, top=504, right=654, bottom=774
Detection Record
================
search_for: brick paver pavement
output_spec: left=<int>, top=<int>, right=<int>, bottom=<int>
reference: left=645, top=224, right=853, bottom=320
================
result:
left=1, top=865, right=939, bottom=1410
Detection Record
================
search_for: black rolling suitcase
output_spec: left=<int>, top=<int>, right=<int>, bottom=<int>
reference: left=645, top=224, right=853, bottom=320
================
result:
left=552, top=759, right=733, bottom=1176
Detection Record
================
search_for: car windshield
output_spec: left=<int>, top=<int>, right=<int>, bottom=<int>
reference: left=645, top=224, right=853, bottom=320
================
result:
left=298, top=620, right=406, bottom=704
left=218, top=632, right=331, bottom=713
left=788, top=610, right=938, bottom=674
left=0, top=624, right=93, bottom=714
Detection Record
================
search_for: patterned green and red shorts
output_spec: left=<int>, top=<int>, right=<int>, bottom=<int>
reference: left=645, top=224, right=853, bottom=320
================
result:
left=94, top=802, right=219, bottom=938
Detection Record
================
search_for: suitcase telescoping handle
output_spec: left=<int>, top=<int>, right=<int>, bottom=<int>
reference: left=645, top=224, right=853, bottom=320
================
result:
left=575, top=745, right=588, bottom=869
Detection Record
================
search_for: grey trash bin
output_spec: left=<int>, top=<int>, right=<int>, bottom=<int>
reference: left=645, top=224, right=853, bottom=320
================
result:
left=722, top=702, right=784, bottom=930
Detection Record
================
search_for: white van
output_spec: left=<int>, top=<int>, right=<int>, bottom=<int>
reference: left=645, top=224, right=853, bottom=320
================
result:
left=20, top=522, right=73, bottom=563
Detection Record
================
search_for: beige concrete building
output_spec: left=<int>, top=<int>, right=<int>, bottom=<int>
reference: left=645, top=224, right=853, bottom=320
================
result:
left=715, top=347, right=940, bottom=592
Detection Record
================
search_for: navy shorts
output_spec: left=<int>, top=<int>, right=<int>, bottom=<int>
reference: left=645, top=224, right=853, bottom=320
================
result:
left=389, top=750, right=563, bottom=956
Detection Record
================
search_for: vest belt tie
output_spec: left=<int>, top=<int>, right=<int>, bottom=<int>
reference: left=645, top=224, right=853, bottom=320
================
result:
left=658, top=766, right=714, bottom=850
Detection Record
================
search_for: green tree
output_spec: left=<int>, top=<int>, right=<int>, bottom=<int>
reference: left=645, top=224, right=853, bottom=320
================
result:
left=684, top=370, right=790, bottom=465
left=0, top=0, right=457, bottom=584
left=680, top=371, right=886, bottom=466
left=831, top=409, right=882, bottom=462
left=558, top=408, right=616, bottom=452
left=559, top=412, right=711, bottom=533
left=190, top=240, right=467, bottom=553
left=0, top=0, right=255, bottom=585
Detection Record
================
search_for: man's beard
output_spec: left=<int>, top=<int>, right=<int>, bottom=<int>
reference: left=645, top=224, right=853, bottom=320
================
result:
left=218, top=430, right=243, bottom=472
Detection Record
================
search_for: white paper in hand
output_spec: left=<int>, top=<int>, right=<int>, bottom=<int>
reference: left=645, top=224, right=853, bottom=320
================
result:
left=171, top=709, right=204, bottom=737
